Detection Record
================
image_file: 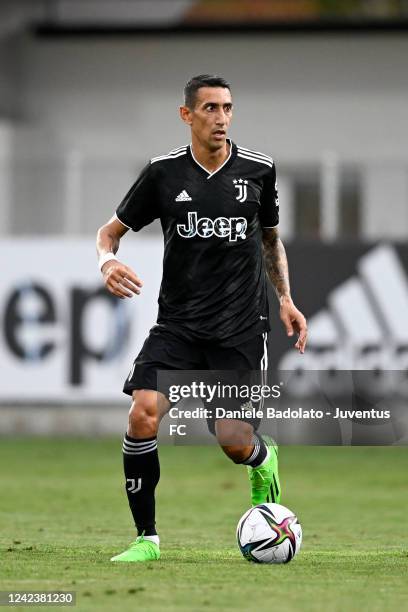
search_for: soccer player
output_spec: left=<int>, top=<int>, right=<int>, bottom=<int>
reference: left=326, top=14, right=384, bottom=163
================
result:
left=96, top=75, right=307, bottom=562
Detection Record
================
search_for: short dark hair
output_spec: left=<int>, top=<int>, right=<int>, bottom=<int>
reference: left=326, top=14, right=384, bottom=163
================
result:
left=184, top=74, right=231, bottom=110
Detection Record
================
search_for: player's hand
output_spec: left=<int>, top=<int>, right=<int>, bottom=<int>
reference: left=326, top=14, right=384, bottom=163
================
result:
left=279, top=296, right=307, bottom=354
left=101, top=260, right=143, bottom=299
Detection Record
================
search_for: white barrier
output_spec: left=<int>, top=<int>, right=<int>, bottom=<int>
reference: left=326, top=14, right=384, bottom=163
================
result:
left=0, top=237, right=163, bottom=402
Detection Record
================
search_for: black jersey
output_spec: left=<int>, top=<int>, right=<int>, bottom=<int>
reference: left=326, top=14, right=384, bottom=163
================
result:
left=116, top=140, right=279, bottom=346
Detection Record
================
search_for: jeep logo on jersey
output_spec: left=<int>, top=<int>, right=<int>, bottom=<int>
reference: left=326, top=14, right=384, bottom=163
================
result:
left=177, top=211, right=247, bottom=241
left=233, top=178, right=248, bottom=203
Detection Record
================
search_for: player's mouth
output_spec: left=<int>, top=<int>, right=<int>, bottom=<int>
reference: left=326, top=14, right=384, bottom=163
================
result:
left=212, top=130, right=226, bottom=140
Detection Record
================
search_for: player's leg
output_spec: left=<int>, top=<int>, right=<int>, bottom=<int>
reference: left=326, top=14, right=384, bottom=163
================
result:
left=111, top=389, right=170, bottom=562
left=216, top=418, right=280, bottom=506
left=206, top=334, right=281, bottom=505
left=215, top=418, right=263, bottom=463
left=111, top=325, right=202, bottom=562
left=125, top=389, right=170, bottom=539
left=244, top=433, right=280, bottom=506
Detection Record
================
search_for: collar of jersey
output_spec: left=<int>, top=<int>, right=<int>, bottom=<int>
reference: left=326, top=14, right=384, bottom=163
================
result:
left=188, top=139, right=237, bottom=179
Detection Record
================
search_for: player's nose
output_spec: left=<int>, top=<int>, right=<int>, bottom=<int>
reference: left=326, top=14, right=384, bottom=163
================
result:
left=215, top=111, right=227, bottom=125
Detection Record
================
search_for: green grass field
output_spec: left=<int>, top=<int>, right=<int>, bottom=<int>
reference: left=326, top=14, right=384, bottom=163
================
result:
left=0, top=439, right=407, bottom=612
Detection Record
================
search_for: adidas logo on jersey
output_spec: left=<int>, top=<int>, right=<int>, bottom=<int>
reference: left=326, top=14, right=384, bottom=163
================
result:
left=278, top=245, right=408, bottom=396
left=175, top=190, right=192, bottom=202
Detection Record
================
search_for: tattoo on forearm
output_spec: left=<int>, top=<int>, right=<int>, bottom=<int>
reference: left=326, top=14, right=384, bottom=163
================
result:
left=262, top=232, right=290, bottom=299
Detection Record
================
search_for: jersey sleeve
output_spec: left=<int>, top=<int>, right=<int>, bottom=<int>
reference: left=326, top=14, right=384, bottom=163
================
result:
left=115, top=162, right=159, bottom=232
left=258, top=162, right=279, bottom=228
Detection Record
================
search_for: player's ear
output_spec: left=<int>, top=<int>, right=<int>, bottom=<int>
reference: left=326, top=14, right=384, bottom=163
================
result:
left=179, top=105, right=193, bottom=126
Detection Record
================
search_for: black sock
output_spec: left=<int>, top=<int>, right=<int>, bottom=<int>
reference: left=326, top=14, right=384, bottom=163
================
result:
left=241, top=433, right=268, bottom=468
left=122, top=433, right=160, bottom=536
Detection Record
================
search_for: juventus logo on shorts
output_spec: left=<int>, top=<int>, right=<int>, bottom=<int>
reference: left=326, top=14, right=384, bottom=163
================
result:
left=233, top=179, right=248, bottom=203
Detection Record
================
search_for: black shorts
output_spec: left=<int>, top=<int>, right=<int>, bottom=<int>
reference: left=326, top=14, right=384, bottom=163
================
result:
left=123, top=325, right=268, bottom=435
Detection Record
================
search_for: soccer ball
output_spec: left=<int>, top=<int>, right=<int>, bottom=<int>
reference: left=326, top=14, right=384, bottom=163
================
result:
left=236, top=503, right=302, bottom=564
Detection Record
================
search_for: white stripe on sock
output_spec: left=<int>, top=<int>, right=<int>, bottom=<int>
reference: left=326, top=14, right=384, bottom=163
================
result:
left=122, top=444, right=157, bottom=455
left=243, top=436, right=260, bottom=465
left=123, top=437, right=157, bottom=447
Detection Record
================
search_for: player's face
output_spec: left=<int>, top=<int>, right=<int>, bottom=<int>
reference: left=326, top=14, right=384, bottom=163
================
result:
left=181, top=87, right=233, bottom=151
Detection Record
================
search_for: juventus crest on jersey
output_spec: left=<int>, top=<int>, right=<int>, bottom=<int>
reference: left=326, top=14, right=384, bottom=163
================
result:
left=116, top=140, right=279, bottom=346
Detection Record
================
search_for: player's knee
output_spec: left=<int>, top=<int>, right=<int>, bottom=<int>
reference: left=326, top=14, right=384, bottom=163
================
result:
left=222, top=445, right=251, bottom=464
left=215, top=419, right=253, bottom=448
left=128, top=392, right=158, bottom=437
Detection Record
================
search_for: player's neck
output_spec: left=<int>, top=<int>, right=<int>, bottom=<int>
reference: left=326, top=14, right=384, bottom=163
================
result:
left=190, top=139, right=230, bottom=174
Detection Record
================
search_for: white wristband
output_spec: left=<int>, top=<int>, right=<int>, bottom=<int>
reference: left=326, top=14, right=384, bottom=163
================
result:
left=99, top=252, right=117, bottom=271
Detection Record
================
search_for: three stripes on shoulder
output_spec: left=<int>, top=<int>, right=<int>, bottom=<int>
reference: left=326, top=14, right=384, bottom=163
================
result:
left=237, top=147, right=274, bottom=168
left=150, top=145, right=274, bottom=168
left=151, top=146, right=187, bottom=164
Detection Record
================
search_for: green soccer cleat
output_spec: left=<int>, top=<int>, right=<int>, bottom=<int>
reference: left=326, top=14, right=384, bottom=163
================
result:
left=110, top=535, right=160, bottom=563
left=247, top=436, right=281, bottom=506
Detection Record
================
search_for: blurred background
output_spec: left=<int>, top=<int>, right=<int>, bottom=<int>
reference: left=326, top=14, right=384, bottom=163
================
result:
left=1, top=0, right=408, bottom=435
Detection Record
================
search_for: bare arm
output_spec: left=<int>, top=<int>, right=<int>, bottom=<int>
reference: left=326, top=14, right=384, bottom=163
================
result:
left=96, top=215, right=143, bottom=299
left=262, top=227, right=307, bottom=353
